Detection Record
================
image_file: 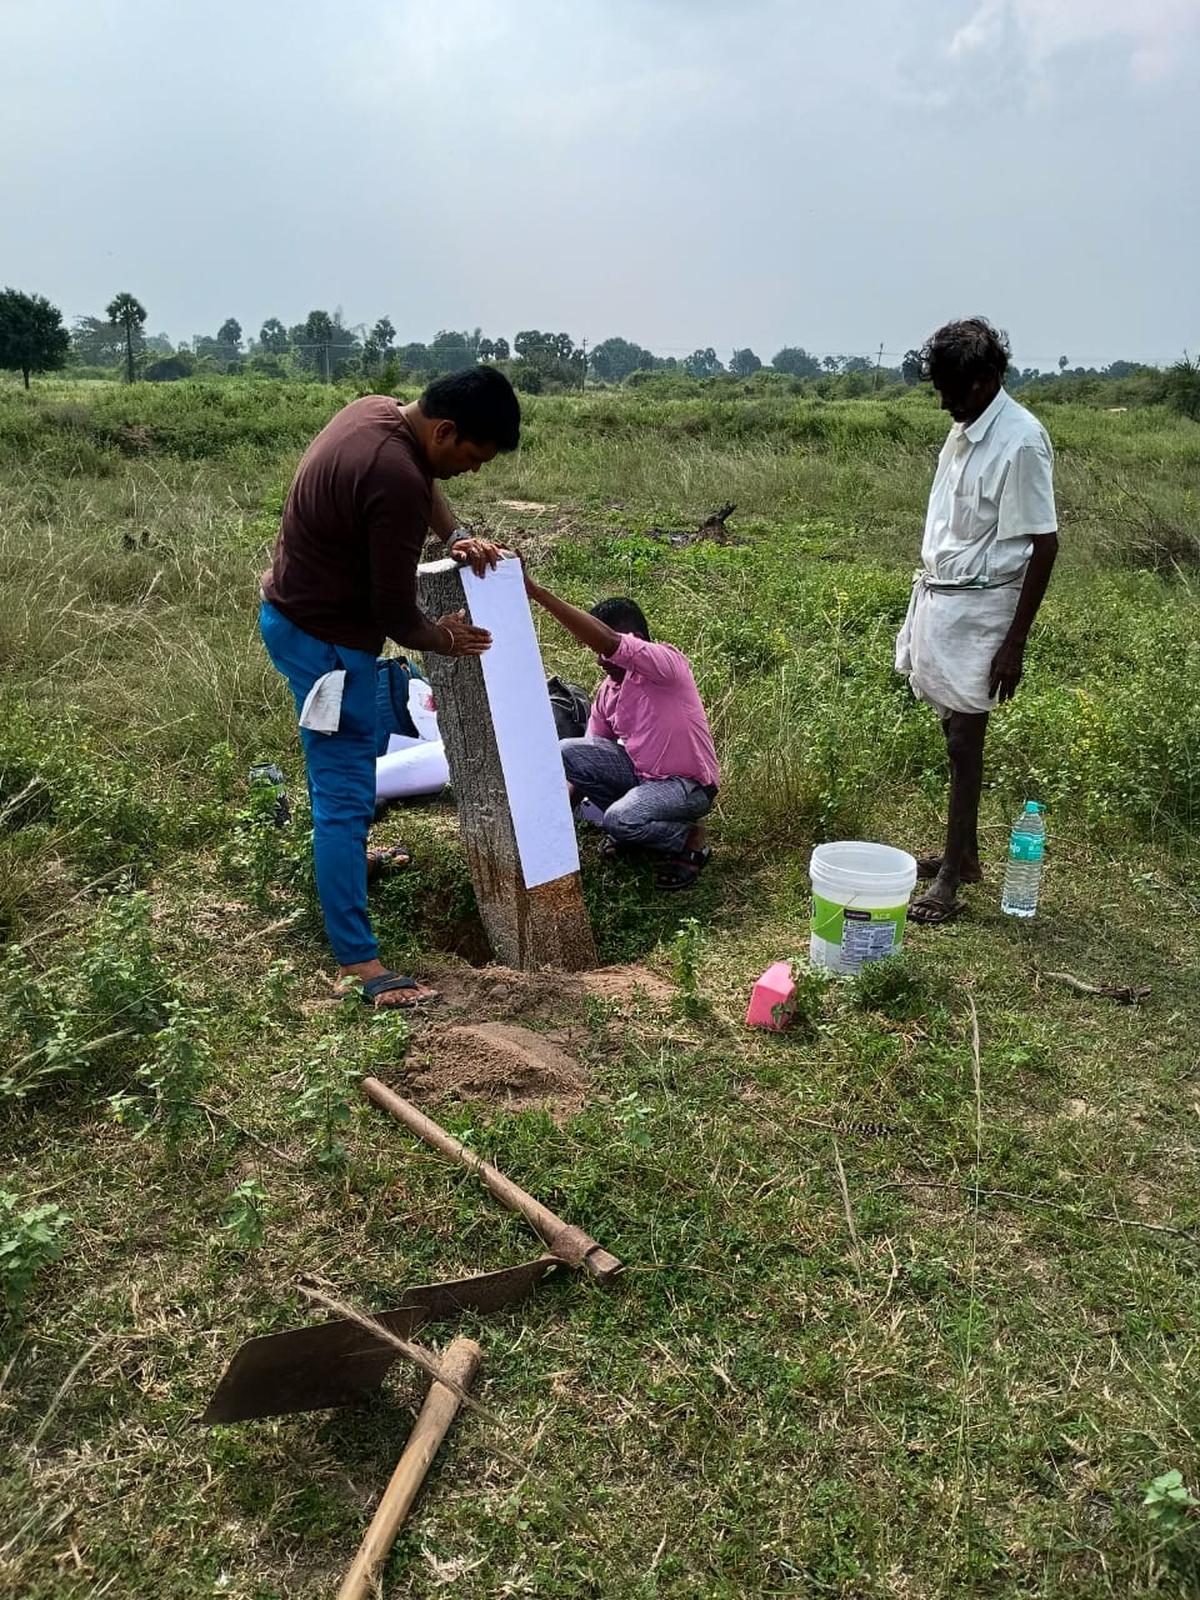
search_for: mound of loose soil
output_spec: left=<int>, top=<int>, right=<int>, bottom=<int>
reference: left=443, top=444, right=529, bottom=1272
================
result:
left=425, top=958, right=673, bottom=1022
left=408, top=1021, right=589, bottom=1120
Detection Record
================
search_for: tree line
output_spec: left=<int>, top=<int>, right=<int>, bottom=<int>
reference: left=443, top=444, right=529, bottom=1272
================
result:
left=1, top=285, right=1197, bottom=418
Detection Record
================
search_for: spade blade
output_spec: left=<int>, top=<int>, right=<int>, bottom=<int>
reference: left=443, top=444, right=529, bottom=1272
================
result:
left=201, top=1256, right=561, bottom=1424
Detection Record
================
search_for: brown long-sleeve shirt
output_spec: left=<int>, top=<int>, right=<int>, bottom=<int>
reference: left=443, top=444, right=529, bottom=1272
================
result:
left=261, top=395, right=433, bottom=654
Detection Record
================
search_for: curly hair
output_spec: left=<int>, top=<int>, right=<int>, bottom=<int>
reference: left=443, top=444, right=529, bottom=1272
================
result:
left=920, top=318, right=1011, bottom=387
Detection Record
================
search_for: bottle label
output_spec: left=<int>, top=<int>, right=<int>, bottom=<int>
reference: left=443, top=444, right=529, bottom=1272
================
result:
left=1009, top=831, right=1044, bottom=863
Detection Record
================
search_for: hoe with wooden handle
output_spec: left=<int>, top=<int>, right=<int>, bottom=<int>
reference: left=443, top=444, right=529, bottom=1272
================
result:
left=338, top=1336, right=482, bottom=1600
left=363, top=1077, right=623, bottom=1282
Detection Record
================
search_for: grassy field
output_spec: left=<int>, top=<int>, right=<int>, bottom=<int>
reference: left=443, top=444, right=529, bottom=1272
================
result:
left=1, top=378, right=1198, bottom=1599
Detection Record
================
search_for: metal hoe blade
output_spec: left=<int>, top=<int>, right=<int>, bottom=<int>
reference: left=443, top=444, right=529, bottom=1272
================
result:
left=201, top=1256, right=562, bottom=1424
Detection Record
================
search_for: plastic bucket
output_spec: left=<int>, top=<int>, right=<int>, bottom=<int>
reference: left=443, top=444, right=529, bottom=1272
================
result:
left=809, top=841, right=918, bottom=974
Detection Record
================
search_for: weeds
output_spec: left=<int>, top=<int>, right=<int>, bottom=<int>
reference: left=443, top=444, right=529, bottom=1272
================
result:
left=220, top=1179, right=268, bottom=1249
left=0, top=1191, right=69, bottom=1322
left=292, top=1039, right=359, bottom=1170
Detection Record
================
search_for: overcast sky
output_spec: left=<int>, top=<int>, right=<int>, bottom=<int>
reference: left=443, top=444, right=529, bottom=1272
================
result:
left=2, top=0, right=1197, bottom=367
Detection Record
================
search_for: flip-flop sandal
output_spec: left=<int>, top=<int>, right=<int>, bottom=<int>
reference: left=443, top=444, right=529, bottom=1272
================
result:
left=367, top=844, right=412, bottom=881
left=353, top=971, right=439, bottom=1007
left=908, top=897, right=966, bottom=926
left=598, top=835, right=624, bottom=863
left=654, top=845, right=711, bottom=891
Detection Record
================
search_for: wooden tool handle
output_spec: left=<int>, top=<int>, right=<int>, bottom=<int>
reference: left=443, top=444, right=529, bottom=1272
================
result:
left=337, top=1337, right=482, bottom=1600
left=363, top=1078, right=622, bottom=1281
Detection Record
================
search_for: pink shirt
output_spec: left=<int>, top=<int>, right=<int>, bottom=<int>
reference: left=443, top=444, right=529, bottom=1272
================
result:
left=588, top=633, right=720, bottom=788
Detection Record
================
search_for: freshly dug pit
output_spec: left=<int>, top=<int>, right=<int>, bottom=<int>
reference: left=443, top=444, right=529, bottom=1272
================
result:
left=407, top=1021, right=588, bottom=1120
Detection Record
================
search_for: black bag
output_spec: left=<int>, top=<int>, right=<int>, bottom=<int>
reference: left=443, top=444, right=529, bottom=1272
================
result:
left=546, top=675, right=590, bottom=740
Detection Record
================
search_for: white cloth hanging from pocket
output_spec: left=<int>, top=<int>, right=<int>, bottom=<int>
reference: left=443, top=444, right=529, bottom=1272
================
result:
left=298, top=669, right=345, bottom=734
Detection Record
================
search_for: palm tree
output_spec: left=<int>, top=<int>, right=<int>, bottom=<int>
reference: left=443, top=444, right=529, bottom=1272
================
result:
left=106, top=292, right=147, bottom=384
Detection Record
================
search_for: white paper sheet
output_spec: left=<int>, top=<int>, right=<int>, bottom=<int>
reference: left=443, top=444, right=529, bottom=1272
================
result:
left=460, top=559, right=581, bottom=889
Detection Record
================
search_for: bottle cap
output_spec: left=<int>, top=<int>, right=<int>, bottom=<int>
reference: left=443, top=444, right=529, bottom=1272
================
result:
left=1024, top=800, right=1041, bottom=813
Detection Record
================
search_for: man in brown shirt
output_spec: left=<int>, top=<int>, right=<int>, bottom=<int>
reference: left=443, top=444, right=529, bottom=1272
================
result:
left=259, top=366, right=520, bottom=1006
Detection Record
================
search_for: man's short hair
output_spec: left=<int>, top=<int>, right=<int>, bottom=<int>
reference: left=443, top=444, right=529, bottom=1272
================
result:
left=921, top=318, right=1011, bottom=387
left=419, top=366, right=521, bottom=451
left=591, top=597, right=650, bottom=640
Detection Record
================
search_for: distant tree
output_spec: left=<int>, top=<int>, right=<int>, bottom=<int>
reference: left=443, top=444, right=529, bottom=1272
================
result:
left=295, top=309, right=336, bottom=378
left=478, top=337, right=496, bottom=362
left=144, top=353, right=195, bottom=382
left=771, top=346, right=819, bottom=378
left=248, top=353, right=288, bottom=378
left=428, top=328, right=481, bottom=372
left=1164, top=352, right=1200, bottom=421
left=901, top=348, right=923, bottom=385
left=144, top=331, right=173, bottom=354
left=729, top=348, right=762, bottom=378
left=842, top=354, right=873, bottom=374
left=492, top=336, right=510, bottom=361
left=259, top=318, right=289, bottom=355
left=106, top=292, right=147, bottom=383
left=395, top=342, right=432, bottom=374
left=683, top=347, right=724, bottom=378
left=70, top=315, right=127, bottom=368
left=822, top=354, right=839, bottom=373
left=0, top=288, right=71, bottom=388
left=589, top=336, right=655, bottom=383
left=1058, top=355, right=1069, bottom=372
left=371, top=316, right=395, bottom=353
left=217, top=318, right=242, bottom=352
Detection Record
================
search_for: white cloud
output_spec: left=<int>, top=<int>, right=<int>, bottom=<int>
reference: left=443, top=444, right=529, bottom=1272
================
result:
left=949, top=0, right=1200, bottom=82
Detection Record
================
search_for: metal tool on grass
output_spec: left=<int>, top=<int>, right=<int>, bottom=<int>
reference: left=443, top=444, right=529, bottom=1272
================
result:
left=200, top=1257, right=558, bottom=1424
left=362, top=1077, right=624, bottom=1282
left=337, top=1336, right=481, bottom=1600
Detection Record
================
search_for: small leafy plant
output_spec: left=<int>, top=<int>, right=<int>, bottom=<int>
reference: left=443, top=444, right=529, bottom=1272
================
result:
left=293, top=1040, right=359, bottom=1171
left=221, top=1179, right=268, bottom=1249
left=1144, top=1469, right=1198, bottom=1535
left=671, top=916, right=707, bottom=1020
left=1, top=1192, right=70, bottom=1320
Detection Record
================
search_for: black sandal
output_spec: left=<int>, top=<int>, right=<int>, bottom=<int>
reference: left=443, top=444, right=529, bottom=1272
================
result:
left=654, top=845, right=711, bottom=891
left=352, top=970, right=438, bottom=1007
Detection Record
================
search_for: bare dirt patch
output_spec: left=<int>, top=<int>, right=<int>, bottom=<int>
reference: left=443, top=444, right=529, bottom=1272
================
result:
left=425, top=957, right=673, bottom=1022
left=407, top=1021, right=588, bottom=1120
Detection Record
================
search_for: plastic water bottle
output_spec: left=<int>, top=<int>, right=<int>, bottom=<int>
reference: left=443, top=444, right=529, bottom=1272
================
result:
left=1001, top=801, right=1045, bottom=918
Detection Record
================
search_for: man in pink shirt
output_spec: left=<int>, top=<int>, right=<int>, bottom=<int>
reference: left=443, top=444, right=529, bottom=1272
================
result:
left=522, top=570, right=719, bottom=889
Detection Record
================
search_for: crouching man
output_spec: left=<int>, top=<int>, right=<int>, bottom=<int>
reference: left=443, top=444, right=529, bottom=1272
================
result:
left=522, top=567, right=719, bottom=890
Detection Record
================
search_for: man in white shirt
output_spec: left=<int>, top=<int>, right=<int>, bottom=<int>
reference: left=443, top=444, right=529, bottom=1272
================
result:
left=895, top=318, right=1059, bottom=923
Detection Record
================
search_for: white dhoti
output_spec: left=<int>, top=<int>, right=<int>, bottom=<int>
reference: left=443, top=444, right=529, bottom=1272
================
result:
left=895, top=573, right=1021, bottom=720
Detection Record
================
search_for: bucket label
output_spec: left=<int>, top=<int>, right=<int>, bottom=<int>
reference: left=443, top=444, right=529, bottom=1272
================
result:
left=811, top=893, right=907, bottom=972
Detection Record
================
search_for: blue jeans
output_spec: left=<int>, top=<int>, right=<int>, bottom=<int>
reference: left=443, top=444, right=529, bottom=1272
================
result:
left=560, top=737, right=714, bottom=855
left=259, top=600, right=379, bottom=966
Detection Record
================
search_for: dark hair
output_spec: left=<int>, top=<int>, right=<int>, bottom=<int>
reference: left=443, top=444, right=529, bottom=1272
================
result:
left=419, top=366, right=521, bottom=451
left=591, top=597, right=650, bottom=640
left=921, top=318, right=1011, bottom=387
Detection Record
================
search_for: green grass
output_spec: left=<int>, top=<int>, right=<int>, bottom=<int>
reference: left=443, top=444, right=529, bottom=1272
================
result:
left=1, top=379, right=1198, bottom=1598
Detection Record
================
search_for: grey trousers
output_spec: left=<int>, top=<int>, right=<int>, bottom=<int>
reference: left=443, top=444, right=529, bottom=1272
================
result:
left=559, top=737, right=714, bottom=856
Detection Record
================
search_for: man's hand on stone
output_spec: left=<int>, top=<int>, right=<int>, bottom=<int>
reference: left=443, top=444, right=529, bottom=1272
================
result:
left=435, top=609, right=492, bottom=656
left=988, top=638, right=1025, bottom=702
left=450, top=537, right=502, bottom=577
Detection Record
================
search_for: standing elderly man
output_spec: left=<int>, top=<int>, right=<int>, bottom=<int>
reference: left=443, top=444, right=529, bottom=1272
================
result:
left=896, top=318, right=1058, bottom=924
left=260, top=366, right=520, bottom=1005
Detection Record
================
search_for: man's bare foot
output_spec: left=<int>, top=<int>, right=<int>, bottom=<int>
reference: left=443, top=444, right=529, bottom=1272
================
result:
left=337, top=958, right=438, bottom=1008
left=909, top=870, right=967, bottom=926
left=916, top=855, right=982, bottom=884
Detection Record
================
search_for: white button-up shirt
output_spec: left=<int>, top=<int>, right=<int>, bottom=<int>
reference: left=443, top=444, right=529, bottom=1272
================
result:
left=921, top=388, right=1057, bottom=588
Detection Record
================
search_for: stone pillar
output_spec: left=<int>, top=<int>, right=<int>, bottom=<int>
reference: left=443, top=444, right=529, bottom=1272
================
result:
left=416, top=559, right=596, bottom=972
